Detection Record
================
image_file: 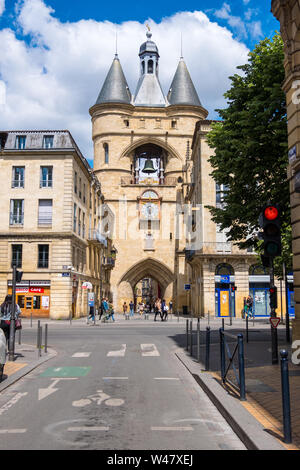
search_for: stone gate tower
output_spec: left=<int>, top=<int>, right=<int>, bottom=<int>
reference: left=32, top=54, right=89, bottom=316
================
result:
left=89, top=31, right=208, bottom=311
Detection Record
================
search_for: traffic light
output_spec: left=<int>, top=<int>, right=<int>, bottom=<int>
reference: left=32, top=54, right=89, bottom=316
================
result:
left=16, top=270, right=23, bottom=283
left=259, top=204, right=281, bottom=258
left=270, top=286, right=278, bottom=310
left=231, top=286, right=237, bottom=292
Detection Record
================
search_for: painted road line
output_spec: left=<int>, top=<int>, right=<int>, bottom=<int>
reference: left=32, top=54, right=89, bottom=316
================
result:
left=107, top=344, right=126, bottom=357
left=151, top=426, right=194, bottom=431
left=0, top=429, right=27, bottom=434
left=0, top=393, right=28, bottom=417
left=67, top=426, right=109, bottom=432
left=154, top=378, right=180, bottom=381
left=103, top=377, right=128, bottom=380
left=72, top=352, right=91, bottom=358
left=141, top=344, right=160, bottom=356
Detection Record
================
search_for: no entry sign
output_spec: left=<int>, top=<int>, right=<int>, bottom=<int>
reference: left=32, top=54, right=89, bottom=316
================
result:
left=270, top=317, right=281, bottom=329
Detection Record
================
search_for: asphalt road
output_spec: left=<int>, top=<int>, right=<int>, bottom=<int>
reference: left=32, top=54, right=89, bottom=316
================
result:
left=0, top=319, right=246, bottom=450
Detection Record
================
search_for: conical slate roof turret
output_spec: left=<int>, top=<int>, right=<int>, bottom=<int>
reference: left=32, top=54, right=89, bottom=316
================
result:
left=95, top=55, right=132, bottom=105
left=167, top=58, right=201, bottom=107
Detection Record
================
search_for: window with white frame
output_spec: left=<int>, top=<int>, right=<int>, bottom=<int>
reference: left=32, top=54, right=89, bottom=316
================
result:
left=10, top=199, right=24, bottom=225
left=12, top=167, right=25, bottom=188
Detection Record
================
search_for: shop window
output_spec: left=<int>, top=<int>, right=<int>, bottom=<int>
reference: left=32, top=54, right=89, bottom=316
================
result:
left=33, top=296, right=41, bottom=309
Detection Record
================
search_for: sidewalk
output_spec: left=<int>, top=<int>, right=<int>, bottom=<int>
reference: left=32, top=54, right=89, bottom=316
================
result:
left=174, top=316, right=300, bottom=450
left=0, top=340, right=56, bottom=393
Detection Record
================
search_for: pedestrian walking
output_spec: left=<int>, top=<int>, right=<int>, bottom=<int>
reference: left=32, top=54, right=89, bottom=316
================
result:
left=123, top=302, right=128, bottom=315
left=162, top=301, right=169, bottom=321
left=154, top=298, right=162, bottom=321
left=246, top=295, right=253, bottom=318
left=0, top=295, right=21, bottom=343
left=87, top=304, right=95, bottom=324
left=99, top=298, right=105, bottom=321
left=129, top=300, right=134, bottom=317
left=108, top=300, right=115, bottom=322
left=139, top=302, right=144, bottom=316
left=169, top=300, right=173, bottom=315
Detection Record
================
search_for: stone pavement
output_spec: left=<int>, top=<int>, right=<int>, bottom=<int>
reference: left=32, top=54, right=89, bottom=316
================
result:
left=180, top=316, right=300, bottom=451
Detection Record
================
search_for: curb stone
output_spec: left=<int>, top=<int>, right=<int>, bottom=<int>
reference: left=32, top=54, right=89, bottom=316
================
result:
left=175, top=349, right=286, bottom=451
left=0, top=345, right=57, bottom=393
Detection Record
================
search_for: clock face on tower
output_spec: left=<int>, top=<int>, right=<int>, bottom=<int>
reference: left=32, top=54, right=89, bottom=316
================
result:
left=141, top=202, right=159, bottom=220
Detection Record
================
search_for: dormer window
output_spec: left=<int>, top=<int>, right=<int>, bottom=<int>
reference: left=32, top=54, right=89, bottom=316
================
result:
left=15, top=135, right=26, bottom=150
left=43, top=135, right=54, bottom=149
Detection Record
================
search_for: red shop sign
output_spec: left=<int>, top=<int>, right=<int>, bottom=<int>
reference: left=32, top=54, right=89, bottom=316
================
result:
left=29, top=288, right=44, bottom=294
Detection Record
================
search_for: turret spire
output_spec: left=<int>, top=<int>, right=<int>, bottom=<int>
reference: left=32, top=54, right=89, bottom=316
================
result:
left=95, top=55, right=132, bottom=105
left=167, top=58, right=201, bottom=107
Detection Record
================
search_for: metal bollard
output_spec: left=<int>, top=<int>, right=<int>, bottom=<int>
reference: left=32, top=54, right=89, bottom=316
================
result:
left=197, top=319, right=200, bottom=362
left=37, top=320, right=40, bottom=348
left=186, top=319, right=189, bottom=350
left=30, top=311, right=33, bottom=328
left=222, top=318, right=225, bottom=330
left=45, top=324, right=48, bottom=354
left=177, top=311, right=179, bottom=322
left=238, top=334, right=246, bottom=401
left=18, top=328, right=21, bottom=345
left=280, top=350, right=292, bottom=443
left=205, top=327, right=211, bottom=371
left=246, top=314, right=249, bottom=343
left=38, top=326, right=42, bottom=358
left=220, top=328, right=225, bottom=382
left=190, top=320, right=193, bottom=356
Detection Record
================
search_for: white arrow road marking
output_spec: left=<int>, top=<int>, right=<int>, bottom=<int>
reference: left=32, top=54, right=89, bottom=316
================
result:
left=39, top=378, right=78, bottom=401
left=141, top=344, right=160, bottom=356
left=0, top=393, right=28, bottom=416
left=107, top=344, right=126, bottom=357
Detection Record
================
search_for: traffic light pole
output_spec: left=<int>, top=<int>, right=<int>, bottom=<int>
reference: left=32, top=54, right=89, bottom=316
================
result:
left=270, top=258, right=279, bottom=365
left=8, top=265, right=17, bottom=362
left=283, top=262, right=291, bottom=343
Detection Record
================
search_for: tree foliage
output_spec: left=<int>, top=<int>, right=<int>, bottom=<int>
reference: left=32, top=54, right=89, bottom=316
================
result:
left=206, top=33, right=291, bottom=274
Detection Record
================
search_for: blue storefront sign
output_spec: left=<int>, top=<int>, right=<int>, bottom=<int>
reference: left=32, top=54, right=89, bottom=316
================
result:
left=220, top=275, right=230, bottom=284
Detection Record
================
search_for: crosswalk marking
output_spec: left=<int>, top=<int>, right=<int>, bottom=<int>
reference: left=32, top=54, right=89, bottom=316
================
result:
left=0, top=429, right=27, bottom=434
left=141, top=344, right=160, bottom=357
left=72, top=353, right=91, bottom=358
left=107, top=344, right=126, bottom=357
left=67, top=427, right=109, bottom=432
left=103, top=377, right=128, bottom=380
left=154, top=378, right=179, bottom=381
left=151, top=426, right=193, bottom=431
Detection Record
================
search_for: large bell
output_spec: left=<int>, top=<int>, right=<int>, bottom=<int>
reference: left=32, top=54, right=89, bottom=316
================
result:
left=142, top=158, right=156, bottom=174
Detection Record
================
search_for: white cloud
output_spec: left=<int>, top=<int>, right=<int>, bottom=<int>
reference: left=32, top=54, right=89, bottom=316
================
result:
left=0, top=0, right=249, bottom=161
left=0, top=0, right=5, bottom=16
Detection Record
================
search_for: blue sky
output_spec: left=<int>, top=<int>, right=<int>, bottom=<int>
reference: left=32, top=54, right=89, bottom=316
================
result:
left=0, top=1, right=280, bottom=163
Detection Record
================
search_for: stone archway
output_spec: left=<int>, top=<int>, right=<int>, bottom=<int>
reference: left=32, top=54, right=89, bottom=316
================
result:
left=118, top=258, right=174, bottom=307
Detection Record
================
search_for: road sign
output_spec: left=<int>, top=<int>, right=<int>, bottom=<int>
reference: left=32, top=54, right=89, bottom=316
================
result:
left=184, top=284, right=191, bottom=291
left=270, top=317, right=281, bottom=329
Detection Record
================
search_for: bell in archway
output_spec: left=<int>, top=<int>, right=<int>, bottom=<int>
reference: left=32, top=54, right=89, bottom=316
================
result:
left=142, top=158, right=156, bottom=174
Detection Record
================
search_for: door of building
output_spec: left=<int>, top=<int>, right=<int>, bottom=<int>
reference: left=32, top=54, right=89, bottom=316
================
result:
left=215, top=284, right=235, bottom=317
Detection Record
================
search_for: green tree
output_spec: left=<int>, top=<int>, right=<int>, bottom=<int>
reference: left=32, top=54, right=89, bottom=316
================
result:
left=206, top=33, right=291, bottom=276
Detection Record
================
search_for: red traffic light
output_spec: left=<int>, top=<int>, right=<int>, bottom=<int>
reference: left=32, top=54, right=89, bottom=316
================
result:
left=264, top=206, right=279, bottom=221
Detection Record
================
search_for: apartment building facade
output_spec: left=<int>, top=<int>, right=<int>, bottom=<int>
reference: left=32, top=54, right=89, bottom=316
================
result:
left=0, top=130, right=112, bottom=319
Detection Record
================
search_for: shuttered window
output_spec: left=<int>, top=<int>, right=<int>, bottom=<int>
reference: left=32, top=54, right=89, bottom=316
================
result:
left=38, top=200, right=52, bottom=225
